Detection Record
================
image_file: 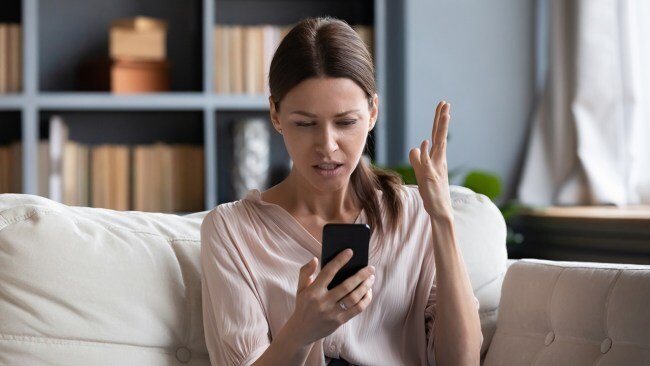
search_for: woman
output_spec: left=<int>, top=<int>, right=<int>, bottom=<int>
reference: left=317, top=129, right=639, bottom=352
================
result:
left=201, top=17, right=482, bottom=366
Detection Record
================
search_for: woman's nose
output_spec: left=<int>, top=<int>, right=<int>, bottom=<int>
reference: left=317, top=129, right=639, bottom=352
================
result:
left=315, top=126, right=339, bottom=154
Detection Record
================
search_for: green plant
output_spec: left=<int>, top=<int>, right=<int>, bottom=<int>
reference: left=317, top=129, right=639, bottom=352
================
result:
left=461, top=169, right=524, bottom=245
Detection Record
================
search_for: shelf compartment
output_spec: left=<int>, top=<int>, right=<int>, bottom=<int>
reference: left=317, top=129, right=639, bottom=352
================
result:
left=213, top=0, right=374, bottom=96
left=38, top=110, right=205, bottom=212
left=38, top=0, right=203, bottom=92
left=215, top=110, right=289, bottom=203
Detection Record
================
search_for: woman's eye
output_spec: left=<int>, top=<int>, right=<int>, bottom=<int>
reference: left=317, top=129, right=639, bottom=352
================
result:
left=295, top=121, right=316, bottom=127
left=338, top=119, right=357, bottom=126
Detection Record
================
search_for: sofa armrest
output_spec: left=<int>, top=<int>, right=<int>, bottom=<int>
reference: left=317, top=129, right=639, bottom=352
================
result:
left=483, top=259, right=650, bottom=366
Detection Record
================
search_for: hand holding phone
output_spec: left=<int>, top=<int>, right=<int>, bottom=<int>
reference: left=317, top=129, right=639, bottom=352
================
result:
left=321, top=223, right=370, bottom=290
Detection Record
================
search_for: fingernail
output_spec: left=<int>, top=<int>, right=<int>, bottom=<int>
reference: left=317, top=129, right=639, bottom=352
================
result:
left=370, top=265, right=375, bottom=272
left=370, top=275, right=376, bottom=282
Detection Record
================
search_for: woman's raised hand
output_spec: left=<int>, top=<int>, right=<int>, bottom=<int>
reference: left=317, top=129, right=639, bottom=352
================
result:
left=408, top=101, right=454, bottom=218
left=284, top=250, right=375, bottom=347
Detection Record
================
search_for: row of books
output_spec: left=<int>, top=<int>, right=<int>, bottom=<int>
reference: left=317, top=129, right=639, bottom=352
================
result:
left=37, top=116, right=205, bottom=212
left=213, top=24, right=373, bottom=95
left=0, top=23, right=22, bottom=93
left=0, top=141, right=22, bottom=194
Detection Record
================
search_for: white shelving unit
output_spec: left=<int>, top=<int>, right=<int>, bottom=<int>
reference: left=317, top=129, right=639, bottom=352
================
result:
left=0, top=0, right=391, bottom=210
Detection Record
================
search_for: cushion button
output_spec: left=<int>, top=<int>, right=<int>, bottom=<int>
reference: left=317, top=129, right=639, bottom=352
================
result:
left=176, top=347, right=192, bottom=363
left=544, top=331, right=555, bottom=346
left=600, top=338, right=612, bottom=354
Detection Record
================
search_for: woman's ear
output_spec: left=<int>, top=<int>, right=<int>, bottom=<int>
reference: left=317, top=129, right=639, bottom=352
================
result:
left=269, top=96, right=283, bottom=134
left=369, top=93, right=379, bottom=131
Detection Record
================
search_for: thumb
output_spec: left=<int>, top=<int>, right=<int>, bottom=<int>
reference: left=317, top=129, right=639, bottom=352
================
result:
left=297, top=257, right=318, bottom=293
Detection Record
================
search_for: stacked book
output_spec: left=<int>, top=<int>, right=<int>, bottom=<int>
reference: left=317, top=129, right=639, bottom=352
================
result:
left=0, top=23, right=22, bottom=94
left=42, top=116, right=204, bottom=212
left=213, top=24, right=374, bottom=95
left=0, top=141, right=22, bottom=193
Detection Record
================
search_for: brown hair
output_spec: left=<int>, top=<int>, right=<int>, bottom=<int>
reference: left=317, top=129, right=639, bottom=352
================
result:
left=269, top=17, right=403, bottom=236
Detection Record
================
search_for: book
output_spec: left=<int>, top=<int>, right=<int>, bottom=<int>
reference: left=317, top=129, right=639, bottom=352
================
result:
left=38, top=141, right=50, bottom=197
left=91, top=145, right=130, bottom=210
left=63, top=142, right=90, bottom=206
left=0, top=141, right=23, bottom=193
left=243, top=26, right=263, bottom=94
left=49, top=115, right=69, bottom=203
left=262, top=25, right=279, bottom=95
left=132, top=143, right=204, bottom=212
left=8, top=24, right=21, bottom=92
left=9, top=141, right=21, bottom=193
left=214, top=26, right=231, bottom=93
left=229, top=26, right=244, bottom=94
left=0, top=24, right=7, bottom=94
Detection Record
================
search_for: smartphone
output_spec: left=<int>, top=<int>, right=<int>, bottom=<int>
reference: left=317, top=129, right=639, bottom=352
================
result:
left=321, top=223, right=370, bottom=290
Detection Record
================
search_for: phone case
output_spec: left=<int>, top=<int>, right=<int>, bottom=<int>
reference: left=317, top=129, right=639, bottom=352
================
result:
left=321, top=223, right=370, bottom=290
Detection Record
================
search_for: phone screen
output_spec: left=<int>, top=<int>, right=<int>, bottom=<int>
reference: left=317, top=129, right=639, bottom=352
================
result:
left=321, top=223, right=370, bottom=290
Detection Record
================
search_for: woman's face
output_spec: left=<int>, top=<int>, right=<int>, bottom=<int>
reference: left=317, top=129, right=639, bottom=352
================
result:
left=270, top=77, right=378, bottom=193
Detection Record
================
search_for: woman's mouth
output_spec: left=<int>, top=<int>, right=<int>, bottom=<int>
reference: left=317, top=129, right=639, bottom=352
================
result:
left=313, top=163, right=344, bottom=177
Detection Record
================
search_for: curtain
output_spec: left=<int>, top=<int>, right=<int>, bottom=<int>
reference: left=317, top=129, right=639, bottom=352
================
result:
left=518, top=0, right=650, bottom=206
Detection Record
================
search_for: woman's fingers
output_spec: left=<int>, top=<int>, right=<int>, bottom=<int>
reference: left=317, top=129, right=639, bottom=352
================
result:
left=334, top=273, right=375, bottom=311
left=409, top=147, right=422, bottom=169
left=432, top=101, right=444, bottom=144
left=433, top=103, right=450, bottom=160
left=297, top=257, right=318, bottom=292
left=340, top=286, right=373, bottom=321
left=313, top=249, right=353, bottom=289
left=326, top=265, right=375, bottom=301
left=420, top=139, right=431, bottom=165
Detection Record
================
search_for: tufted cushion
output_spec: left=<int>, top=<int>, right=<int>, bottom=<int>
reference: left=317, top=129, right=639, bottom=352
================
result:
left=483, top=259, right=650, bottom=366
left=0, top=194, right=210, bottom=365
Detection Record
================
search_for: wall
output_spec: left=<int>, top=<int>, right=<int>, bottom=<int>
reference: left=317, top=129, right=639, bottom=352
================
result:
left=398, top=0, right=536, bottom=201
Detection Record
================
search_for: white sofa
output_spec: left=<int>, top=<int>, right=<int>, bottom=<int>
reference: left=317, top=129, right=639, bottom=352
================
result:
left=0, top=187, right=648, bottom=365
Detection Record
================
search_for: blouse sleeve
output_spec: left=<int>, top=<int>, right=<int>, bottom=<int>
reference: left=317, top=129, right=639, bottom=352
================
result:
left=424, top=277, right=482, bottom=366
left=201, top=209, right=271, bottom=366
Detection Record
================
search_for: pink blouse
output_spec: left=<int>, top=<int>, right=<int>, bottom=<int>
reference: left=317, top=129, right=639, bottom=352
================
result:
left=201, top=185, right=479, bottom=365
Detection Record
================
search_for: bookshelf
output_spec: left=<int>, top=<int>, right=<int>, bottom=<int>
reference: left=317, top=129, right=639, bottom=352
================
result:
left=0, top=0, right=392, bottom=212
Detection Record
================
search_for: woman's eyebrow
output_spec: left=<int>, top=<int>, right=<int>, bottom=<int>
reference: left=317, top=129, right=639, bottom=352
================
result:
left=290, top=110, right=360, bottom=117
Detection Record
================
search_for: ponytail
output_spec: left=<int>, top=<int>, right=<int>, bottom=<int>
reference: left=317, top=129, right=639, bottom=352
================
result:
left=350, top=159, right=404, bottom=237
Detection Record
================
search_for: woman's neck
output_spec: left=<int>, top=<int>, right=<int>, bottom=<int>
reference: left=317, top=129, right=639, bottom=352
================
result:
left=263, top=169, right=361, bottom=222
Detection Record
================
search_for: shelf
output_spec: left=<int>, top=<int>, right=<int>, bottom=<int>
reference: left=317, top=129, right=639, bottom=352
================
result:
left=213, top=94, right=269, bottom=110
left=0, top=95, right=25, bottom=109
left=36, top=93, right=208, bottom=110
left=5, top=0, right=393, bottom=209
left=2, top=93, right=271, bottom=111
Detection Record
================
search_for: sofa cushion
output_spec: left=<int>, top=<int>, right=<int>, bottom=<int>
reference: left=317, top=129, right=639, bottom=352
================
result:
left=0, top=186, right=507, bottom=365
left=448, top=186, right=508, bottom=356
left=483, top=259, right=650, bottom=366
left=0, top=194, right=210, bottom=366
